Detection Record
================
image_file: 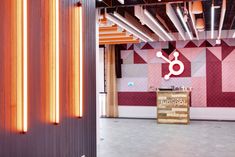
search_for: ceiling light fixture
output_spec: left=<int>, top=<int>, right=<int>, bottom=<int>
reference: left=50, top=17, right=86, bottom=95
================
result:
left=218, top=0, right=226, bottom=39
left=211, top=4, right=215, bottom=39
left=143, top=9, right=173, bottom=41
left=106, top=13, right=147, bottom=42
left=117, top=0, right=124, bottom=4
left=113, top=12, right=154, bottom=41
left=196, top=18, right=205, bottom=30
left=176, top=6, right=193, bottom=40
left=192, top=1, right=203, bottom=14
left=233, top=32, right=235, bottom=38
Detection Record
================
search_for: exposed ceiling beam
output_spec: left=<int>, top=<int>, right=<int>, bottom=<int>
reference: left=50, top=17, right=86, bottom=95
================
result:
left=135, top=6, right=168, bottom=41
left=155, top=13, right=171, bottom=33
left=100, top=36, right=134, bottom=41
left=97, top=0, right=207, bottom=8
left=176, top=6, right=193, bottom=40
left=106, top=13, right=149, bottom=42
left=113, top=11, right=154, bottom=41
left=143, top=9, right=173, bottom=41
left=99, top=25, right=119, bottom=32
left=99, top=32, right=127, bottom=37
left=125, top=12, right=159, bottom=40
left=166, top=4, right=186, bottom=40
left=99, top=39, right=140, bottom=45
left=218, top=0, right=226, bottom=39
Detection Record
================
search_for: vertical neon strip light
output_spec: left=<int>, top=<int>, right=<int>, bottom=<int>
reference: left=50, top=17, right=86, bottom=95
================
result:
left=49, top=0, right=59, bottom=124
left=16, top=0, right=23, bottom=132
left=16, top=0, right=28, bottom=133
left=55, top=0, right=60, bottom=124
left=74, top=4, right=83, bottom=117
left=79, top=5, right=83, bottom=117
left=16, top=0, right=27, bottom=133
left=23, top=0, right=28, bottom=132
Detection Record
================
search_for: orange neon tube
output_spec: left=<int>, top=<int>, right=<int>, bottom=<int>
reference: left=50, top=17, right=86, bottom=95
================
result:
left=73, top=4, right=83, bottom=117
left=16, top=0, right=28, bottom=133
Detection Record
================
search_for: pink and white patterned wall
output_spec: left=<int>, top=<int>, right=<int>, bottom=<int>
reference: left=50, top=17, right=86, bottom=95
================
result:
left=118, top=39, right=235, bottom=107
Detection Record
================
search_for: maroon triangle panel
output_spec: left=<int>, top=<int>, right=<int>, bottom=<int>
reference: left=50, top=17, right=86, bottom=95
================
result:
left=134, top=51, right=146, bottom=64
left=199, top=40, right=212, bottom=47
left=141, top=42, right=154, bottom=50
left=221, top=40, right=235, bottom=60
left=184, top=41, right=198, bottom=48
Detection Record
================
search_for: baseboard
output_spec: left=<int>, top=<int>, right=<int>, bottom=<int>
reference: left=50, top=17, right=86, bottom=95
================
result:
left=118, top=106, right=235, bottom=120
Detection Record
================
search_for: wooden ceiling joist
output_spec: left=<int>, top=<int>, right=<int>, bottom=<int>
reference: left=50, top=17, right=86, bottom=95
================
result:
left=99, top=32, right=127, bottom=38
left=99, top=39, right=140, bottom=45
left=100, top=36, right=134, bottom=41
left=99, top=18, right=108, bottom=25
left=98, top=10, right=143, bottom=45
left=99, top=25, right=119, bottom=32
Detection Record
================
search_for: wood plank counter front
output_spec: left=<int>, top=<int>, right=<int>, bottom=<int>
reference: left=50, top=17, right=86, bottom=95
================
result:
left=157, top=91, right=190, bottom=124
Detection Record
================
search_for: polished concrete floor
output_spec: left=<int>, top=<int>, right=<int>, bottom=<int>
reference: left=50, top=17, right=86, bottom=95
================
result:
left=97, top=118, right=235, bottom=157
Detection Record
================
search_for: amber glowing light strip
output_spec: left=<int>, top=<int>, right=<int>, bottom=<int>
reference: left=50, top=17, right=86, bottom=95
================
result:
left=55, top=0, right=60, bottom=124
left=16, top=0, right=28, bottom=133
left=23, top=0, right=28, bottom=132
left=49, top=0, right=59, bottom=124
left=74, top=5, right=83, bottom=117
left=79, top=6, right=83, bottom=117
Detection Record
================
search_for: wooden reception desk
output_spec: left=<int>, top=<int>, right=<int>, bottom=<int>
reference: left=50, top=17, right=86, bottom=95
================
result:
left=157, top=91, right=190, bottom=124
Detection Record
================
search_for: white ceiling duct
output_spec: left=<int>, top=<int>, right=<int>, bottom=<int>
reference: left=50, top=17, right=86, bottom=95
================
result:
left=106, top=13, right=149, bottom=42
left=218, top=0, right=226, bottom=39
left=166, top=4, right=186, bottom=40
left=143, top=9, right=173, bottom=41
left=113, top=11, right=154, bottom=41
left=176, top=6, right=193, bottom=40
left=134, top=5, right=171, bottom=41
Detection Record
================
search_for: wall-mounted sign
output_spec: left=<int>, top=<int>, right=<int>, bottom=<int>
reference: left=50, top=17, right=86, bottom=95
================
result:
left=156, top=51, right=185, bottom=80
left=128, top=82, right=135, bottom=87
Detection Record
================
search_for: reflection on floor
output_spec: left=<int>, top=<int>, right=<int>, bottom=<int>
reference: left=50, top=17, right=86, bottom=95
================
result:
left=98, top=118, right=235, bottom=157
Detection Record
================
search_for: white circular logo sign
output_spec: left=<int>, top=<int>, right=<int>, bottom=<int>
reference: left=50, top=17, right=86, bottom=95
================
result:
left=156, top=51, right=185, bottom=80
